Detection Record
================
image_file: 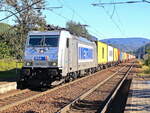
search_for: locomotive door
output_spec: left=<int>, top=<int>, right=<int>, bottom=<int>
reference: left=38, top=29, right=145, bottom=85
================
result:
left=68, top=38, right=78, bottom=72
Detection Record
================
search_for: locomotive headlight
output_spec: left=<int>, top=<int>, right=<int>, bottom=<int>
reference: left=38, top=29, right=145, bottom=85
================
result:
left=25, top=61, right=33, bottom=66
left=48, top=62, right=57, bottom=66
left=52, top=62, right=57, bottom=66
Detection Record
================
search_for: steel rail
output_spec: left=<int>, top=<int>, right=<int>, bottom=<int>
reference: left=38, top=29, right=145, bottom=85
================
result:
left=100, top=63, right=134, bottom=113
left=0, top=89, right=30, bottom=100
left=56, top=64, right=130, bottom=113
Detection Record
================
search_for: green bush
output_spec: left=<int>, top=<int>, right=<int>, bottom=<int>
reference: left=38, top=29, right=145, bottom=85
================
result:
left=0, top=42, right=11, bottom=59
left=0, top=59, right=23, bottom=78
left=144, top=56, right=150, bottom=67
left=0, top=59, right=23, bottom=71
left=145, top=68, right=150, bottom=74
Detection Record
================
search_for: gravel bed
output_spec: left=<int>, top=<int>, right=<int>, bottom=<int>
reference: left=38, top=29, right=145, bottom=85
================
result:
left=68, top=66, right=130, bottom=113
left=1, top=63, right=129, bottom=113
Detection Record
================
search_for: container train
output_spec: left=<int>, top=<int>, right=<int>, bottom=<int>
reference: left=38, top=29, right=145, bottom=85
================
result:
left=17, top=30, right=135, bottom=88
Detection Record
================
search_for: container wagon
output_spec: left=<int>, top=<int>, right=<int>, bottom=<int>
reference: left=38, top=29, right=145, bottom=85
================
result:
left=97, top=41, right=108, bottom=69
left=107, top=45, right=114, bottom=66
left=113, top=47, right=119, bottom=65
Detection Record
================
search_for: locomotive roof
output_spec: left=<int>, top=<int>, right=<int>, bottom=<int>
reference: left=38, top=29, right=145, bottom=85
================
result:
left=28, top=31, right=60, bottom=36
left=78, top=37, right=94, bottom=44
left=28, top=30, right=95, bottom=43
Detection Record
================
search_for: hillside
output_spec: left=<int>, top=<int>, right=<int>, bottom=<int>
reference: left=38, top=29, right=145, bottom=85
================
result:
left=101, top=38, right=150, bottom=52
left=0, top=23, right=11, bottom=34
left=135, top=42, right=150, bottom=58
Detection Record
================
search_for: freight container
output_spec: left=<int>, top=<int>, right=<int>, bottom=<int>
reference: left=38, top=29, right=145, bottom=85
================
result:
left=118, top=49, right=121, bottom=61
left=120, top=51, right=124, bottom=61
left=127, top=53, right=129, bottom=60
left=97, top=41, right=108, bottom=64
left=113, top=48, right=118, bottom=62
left=108, top=45, right=114, bottom=62
left=123, top=52, right=127, bottom=61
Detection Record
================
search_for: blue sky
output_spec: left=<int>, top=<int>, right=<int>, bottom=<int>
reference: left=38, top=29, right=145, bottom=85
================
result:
left=1, top=0, right=150, bottom=40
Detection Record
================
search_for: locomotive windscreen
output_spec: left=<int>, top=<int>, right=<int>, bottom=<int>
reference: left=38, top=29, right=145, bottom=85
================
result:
left=45, top=35, right=59, bottom=47
left=28, top=35, right=59, bottom=47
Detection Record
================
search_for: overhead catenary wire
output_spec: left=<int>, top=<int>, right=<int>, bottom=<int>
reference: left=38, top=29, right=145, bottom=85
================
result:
left=111, top=0, right=116, bottom=18
left=45, top=8, right=104, bottom=38
left=0, top=4, right=63, bottom=37
left=1, top=0, right=106, bottom=39
left=92, top=0, right=127, bottom=37
left=91, top=0, right=150, bottom=38
left=102, top=6, right=127, bottom=37
left=0, top=9, right=21, bottom=24
left=47, top=9, right=70, bottom=21
left=34, top=1, right=104, bottom=38
left=114, top=5, right=123, bottom=27
left=111, top=0, right=127, bottom=37
left=57, top=0, right=107, bottom=38
left=34, top=6, right=70, bottom=21
left=92, top=0, right=150, bottom=6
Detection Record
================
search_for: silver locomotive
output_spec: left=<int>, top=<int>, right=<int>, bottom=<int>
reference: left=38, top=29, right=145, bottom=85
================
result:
left=17, top=30, right=97, bottom=88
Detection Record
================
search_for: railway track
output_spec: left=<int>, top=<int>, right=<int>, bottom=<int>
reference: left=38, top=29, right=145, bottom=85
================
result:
left=56, top=62, right=134, bottom=113
left=0, top=62, right=134, bottom=113
left=0, top=64, right=121, bottom=112
left=0, top=89, right=40, bottom=112
left=100, top=63, right=133, bottom=113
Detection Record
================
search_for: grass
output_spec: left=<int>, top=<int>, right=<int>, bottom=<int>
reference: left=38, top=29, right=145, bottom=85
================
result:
left=143, top=65, right=150, bottom=74
left=138, top=60, right=150, bottom=76
left=0, top=59, right=23, bottom=79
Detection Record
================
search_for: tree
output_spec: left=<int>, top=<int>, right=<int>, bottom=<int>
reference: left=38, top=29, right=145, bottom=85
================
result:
left=0, top=42, right=11, bottom=59
left=1, top=0, right=46, bottom=59
left=146, top=46, right=150, bottom=54
left=66, top=21, right=90, bottom=39
left=3, top=0, right=46, bottom=29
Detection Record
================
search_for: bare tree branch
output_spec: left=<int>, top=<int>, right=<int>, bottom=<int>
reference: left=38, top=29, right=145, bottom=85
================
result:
left=0, top=0, right=43, bottom=22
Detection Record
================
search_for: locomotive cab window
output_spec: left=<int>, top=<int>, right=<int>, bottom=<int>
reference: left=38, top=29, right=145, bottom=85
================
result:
left=28, top=35, right=59, bottom=47
left=45, top=35, right=59, bottom=47
left=28, top=35, right=43, bottom=46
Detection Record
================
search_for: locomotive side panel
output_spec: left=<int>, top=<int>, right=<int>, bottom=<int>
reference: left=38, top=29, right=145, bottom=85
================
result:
left=58, top=30, right=72, bottom=77
left=67, top=37, right=78, bottom=72
left=77, top=38, right=97, bottom=71
left=60, top=33, right=97, bottom=75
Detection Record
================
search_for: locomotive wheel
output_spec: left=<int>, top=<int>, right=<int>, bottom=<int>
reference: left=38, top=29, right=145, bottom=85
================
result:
left=65, top=75, right=70, bottom=83
left=71, top=72, right=78, bottom=80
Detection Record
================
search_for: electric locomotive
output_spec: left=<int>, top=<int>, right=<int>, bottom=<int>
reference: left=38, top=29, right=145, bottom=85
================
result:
left=17, top=30, right=97, bottom=88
